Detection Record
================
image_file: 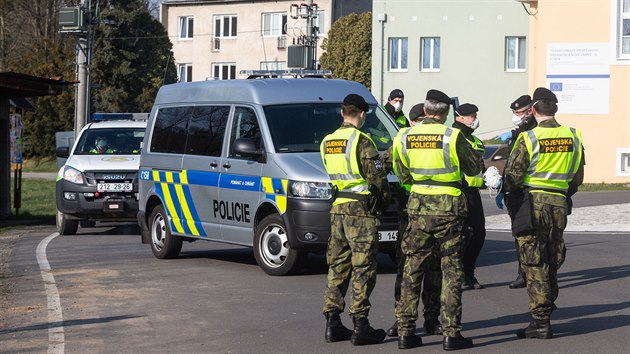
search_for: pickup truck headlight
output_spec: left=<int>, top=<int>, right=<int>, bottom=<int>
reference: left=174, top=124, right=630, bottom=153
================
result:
left=289, top=181, right=332, bottom=200
left=62, top=166, right=84, bottom=185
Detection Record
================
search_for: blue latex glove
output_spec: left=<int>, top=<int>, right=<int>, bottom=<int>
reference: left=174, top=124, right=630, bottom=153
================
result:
left=495, top=193, right=504, bottom=209
left=498, top=131, right=512, bottom=144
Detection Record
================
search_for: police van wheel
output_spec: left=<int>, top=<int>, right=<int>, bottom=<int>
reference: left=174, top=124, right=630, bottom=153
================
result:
left=149, top=205, right=182, bottom=259
left=254, top=214, right=303, bottom=276
left=56, top=210, right=78, bottom=236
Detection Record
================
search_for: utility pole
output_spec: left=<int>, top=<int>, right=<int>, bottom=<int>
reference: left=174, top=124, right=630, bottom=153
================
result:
left=290, top=1, right=319, bottom=70
left=76, top=36, right=88, bottom=136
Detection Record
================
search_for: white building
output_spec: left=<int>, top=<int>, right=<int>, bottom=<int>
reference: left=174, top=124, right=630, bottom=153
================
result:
left=371, top=0, right=529, bottom=137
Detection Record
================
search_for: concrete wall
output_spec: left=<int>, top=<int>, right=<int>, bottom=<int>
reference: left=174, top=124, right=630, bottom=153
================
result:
left=371, top=0, right=529, bottom=138
left=527, top=1, right=630, bottom=183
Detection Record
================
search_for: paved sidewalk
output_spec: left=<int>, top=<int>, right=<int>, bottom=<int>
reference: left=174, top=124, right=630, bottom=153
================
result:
left=486, top=203, right=630, bottom=232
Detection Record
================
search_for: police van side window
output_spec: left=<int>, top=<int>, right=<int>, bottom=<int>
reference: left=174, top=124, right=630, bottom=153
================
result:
left=186, top=105, right=230, bottom=157
left=150, top=106, right=191, bottom=154
left=229, top=107, right=261, bottom=159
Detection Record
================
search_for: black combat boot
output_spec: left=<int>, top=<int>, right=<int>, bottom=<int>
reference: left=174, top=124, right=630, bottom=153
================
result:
left=462, top=272, right=483, bottom=290
left=443, top=334, right=473, bottom=351
left=423, top=318, right=443, bottom=335
left=509, top=273, right=526, bottom=289
left=324, top=311, right=352, bottom=342
left=387, top=322, right=398, bottom=337
left=398, top=333, right=423, bottom=349
left=350, top=317, right=386, bottom=346
left=516, top=319, right=552, bottom=339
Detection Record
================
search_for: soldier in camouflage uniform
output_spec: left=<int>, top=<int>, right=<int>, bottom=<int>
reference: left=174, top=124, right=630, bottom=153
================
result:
left=381, top=103, right=443, bottom=338
left=394, top=90, right=482, bottom=350
left=320, top=94, right=389, bottom=346
left=503, top=87, right=584, bottom=339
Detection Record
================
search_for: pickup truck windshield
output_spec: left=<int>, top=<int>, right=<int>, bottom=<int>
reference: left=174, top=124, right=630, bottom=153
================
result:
left=263, top=103, right=398, bottom=153
left=74, top=128, right=146, bottom=155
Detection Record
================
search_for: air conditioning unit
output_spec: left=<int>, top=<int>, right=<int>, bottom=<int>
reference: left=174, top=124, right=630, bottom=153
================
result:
left=212, top=38, right=220, bottom=52
left=277, top=36, right=287, bottom=49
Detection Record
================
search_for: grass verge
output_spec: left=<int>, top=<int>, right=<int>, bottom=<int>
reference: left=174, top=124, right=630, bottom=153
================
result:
left=580, top=183, right=630, bottom=192
left=1, top=178, right=55, bottom=233
left=22, top=157, right=58, bottom=172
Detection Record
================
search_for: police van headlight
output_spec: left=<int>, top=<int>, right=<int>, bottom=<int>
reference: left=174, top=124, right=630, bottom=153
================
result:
left=62, top=166, right=84, bottom=185
left=289, top=181, right=332, bottom=200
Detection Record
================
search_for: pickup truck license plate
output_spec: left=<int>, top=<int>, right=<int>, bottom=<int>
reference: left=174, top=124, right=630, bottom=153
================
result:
left=97, top=183, right=132, bottom=192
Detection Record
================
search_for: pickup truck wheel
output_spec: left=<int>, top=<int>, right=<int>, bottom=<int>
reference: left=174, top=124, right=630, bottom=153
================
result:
left=56, top=210, right=78, bottom=236
left=149, top=204, right=182, bottom=259
left=254, top=214, right=303, bottom=276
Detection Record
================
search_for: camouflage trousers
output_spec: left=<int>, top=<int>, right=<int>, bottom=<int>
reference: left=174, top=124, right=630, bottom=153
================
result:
left=322, top=213, right=379, bottom=318
left=516, top=194, right=568, bottom=321
left=393, top=213, right=442, bottom=321
left=396, top=212, right=465, bottom=337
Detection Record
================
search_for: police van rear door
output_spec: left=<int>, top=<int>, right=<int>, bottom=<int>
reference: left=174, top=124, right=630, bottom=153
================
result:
left=217, top=106, right=264, bottom=245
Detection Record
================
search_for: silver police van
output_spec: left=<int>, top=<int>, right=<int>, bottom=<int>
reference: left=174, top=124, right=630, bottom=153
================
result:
left=137, top=78, right=401, bottom=275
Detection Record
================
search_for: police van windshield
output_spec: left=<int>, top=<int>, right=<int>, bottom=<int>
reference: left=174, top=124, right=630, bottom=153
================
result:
left=263, top=103, right=398, bottom=153
left=74, top=128, right=146, bottom=155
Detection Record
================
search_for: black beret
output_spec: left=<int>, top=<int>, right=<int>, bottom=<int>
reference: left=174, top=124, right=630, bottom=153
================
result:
left=408, top=103, right=425, bottom=121
left=343, top=93, right=369, bottom=112
left=532, top=87, right=558, bottom=103
left=426, top=89, right=452, bottom=105
left=455, top=103, right=478, bottom=116
left=510, top=95, right=532, bottom=110
left=388, top=89, right=404, bottom=101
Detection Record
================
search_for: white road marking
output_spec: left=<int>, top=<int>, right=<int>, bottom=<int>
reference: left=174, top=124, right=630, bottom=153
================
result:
left=36, top=233, right=65, bottom=354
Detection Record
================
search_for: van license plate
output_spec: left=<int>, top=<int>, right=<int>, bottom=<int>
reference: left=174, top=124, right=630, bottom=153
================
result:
left=378, top=230, right=398, bottom=242
left=97, top=183, right=132, bottom=192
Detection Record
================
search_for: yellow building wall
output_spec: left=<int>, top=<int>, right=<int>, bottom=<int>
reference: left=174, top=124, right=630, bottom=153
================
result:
left=528, top=1, right=630, bottom=184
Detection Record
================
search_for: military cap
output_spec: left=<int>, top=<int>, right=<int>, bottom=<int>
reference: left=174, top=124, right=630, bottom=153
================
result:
left=388, top=88, right=404, bottom=101
left=510, top=95, right=532, bottom=110
left=455, top=103, right=478, bottom=116
left=532, top=87, right=558, bottom=103
left=343, top=93, right=369, bottom=112
left=426, top=89, right=452, bottom=105
left=408, top=103, right=425, bottom=121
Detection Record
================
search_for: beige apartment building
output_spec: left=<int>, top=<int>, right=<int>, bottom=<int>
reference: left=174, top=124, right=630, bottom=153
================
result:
left=161, top=0, right=371, bottom=81
left=524, top=0, right=630, bottom=183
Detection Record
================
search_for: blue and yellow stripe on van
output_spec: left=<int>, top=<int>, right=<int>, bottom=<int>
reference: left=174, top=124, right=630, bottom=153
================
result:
left=150, top=170, right=206, bottom=237
left=261, top=177, right=287, bottom=214
left=140, top=169, right=288, bottom=234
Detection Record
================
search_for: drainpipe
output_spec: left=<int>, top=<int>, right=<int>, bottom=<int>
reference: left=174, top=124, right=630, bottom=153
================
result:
left=377, top=13, right=387, bottom=104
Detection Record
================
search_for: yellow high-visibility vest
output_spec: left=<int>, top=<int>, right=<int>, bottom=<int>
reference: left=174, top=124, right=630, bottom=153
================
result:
left=320, top=127, right=375, bottom=205
left=464, top=135, right=484, bottom=188
left=397, top=124, right=463, bottom=196
left=522, top=125, right=583, bottom=194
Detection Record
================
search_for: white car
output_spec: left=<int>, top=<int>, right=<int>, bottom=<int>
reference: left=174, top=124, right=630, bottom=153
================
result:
left=55, top=119, right=147, bottom=235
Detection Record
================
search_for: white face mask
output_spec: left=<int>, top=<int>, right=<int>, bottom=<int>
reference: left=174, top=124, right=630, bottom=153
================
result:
left=393, top=101, right=403, bottom=112
left=511, top=114, right=524, bottom=126
left=97, top=140, right=108, bottom=148
left=470, top=118, right=480, bottom=130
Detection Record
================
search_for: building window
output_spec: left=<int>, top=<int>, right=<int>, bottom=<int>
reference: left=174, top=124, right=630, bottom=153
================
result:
left=214, top=15, right=237, bottom=38
left=506, top=36, right=526, bottom=71
left=178, top=16, right=193, bottom=39
left=620, top=0, right=630, bottom=58
left=260, top=61, right=286, bottom=70
left=389, top=37, right=408, bottom=71
left=213, top=63, right=236, bottom=80
left=177, top=63, right=192, bottom=82
left=421, top=37, right=440, bottom=72
left=262, top=12, right=287, bottom=36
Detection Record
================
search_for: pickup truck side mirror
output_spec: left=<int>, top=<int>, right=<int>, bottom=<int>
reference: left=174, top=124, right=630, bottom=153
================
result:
left=56, top=146, right=70, bottom=158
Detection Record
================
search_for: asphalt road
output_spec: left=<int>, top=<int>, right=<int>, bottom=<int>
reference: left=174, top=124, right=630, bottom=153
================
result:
left=0, top=219, right=628, bottom=353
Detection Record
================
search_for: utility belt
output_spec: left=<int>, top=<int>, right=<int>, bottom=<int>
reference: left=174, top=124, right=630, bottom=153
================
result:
left=331, top=186, right=384, bottom=215
left=412, top=179, right=462, bottom=190
left=527, top=186, right=567, bottom=197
